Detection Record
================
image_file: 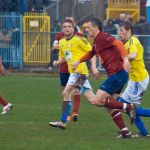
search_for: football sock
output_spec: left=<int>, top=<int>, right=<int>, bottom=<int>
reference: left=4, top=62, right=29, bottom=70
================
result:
left=111, top=110, right=127, bottom=130
left=104, top=98, right=132, bottom=111
left=136, top=107, right=150, bottom=117
left=0, top=96, right=8, bottom=106
left=73, top=95, right=80, bottom=115
left=135, top=116, right=149, bottom=136
left=61, top=101, right=72, bottom=124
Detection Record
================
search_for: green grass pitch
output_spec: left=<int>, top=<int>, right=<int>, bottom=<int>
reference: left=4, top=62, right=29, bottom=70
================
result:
left=0, top=73, right=150, bottom=150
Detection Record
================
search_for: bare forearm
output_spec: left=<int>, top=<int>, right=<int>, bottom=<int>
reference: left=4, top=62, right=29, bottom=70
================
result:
left=57, top=57, right=66, bottom=64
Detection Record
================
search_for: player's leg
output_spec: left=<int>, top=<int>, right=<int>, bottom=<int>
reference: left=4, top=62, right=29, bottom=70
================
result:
left=0, top=96, right=13, bottom=114
left=136, top=107, right=150, bottom=117
left=80, top=78, right=132, bottom=138
left=59, top=72, right=71, bottom=121
left=96, top=70, right=135, bottom=122
left=49, top=84, right=74, bottom=129
left=49, top=73, right=84, bottom=129
left=82, top=73, right=134, bottom=114
left=133, top=116, right=149, bottom=137
left=60, top=85, right=76, bottom=123
left=73, top=78, right=92, bottom=121
left=107, top=94, right=131, bottom=138
left=133, top=75, right=150, bottom=117
left=109, top=109, right=131, bottom=139
left=72, top=94, right=80, bottom=121
left=0, top=96, right=8, bottom=106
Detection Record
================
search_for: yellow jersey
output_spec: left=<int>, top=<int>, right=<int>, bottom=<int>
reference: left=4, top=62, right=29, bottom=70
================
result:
left=59, top=35, right=92, bottom=75
left=124, top=35, right=148, bottom=82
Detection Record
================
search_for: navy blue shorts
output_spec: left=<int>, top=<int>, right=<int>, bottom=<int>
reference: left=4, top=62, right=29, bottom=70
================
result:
left=59, top=72, right=70, bottom=86
left=100, top=69, right=128, bottom=95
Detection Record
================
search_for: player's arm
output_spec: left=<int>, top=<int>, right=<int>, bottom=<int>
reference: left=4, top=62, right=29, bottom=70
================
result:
left=52, top=40, right=59, bottom=51
left=53, top=41, right=66, bottom=66
left=113, top=40, right=127, bottom=58
left=113, top=39, right=131, bottom=72
left=0, top=57, right=5, bottom=75
left=90, top=55, right=100, bottom=79
left=53, top=57, right=66, bottom=66
left=127, top=44, right=137, bottom=61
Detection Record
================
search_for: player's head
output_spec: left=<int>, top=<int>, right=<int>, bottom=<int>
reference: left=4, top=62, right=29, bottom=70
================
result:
left=86, top=18, right=102, bottom=37
left=118, top=21, right=133, bottom=41
left=65, top=17, right=76, bottom=26
left=62, top=19, right=75, bottom=37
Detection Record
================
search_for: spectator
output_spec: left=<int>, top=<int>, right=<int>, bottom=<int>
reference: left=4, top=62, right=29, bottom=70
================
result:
left=135, top=15, right=146, bottom=25
left=51, top=20, right=61, bottom=33
left=104, top=18, right=117, bottom=34
left=0, top=29, right=12, bottom=68
left=115, top=12, right=127, bottom=26
left=125, top=15, right=133, bottom=23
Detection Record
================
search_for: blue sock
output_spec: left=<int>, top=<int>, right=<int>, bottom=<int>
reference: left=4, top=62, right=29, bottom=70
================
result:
left=135, top=116, right=149, bottom=136
left=117, top=97, right=128, bottom=103
left=61, top=101, right=72, bottom=124
left=136, top=107, right=150, bottom=117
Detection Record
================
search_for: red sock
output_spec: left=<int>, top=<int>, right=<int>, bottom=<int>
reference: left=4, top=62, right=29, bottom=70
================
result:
left=73, top=95, right=80, bottom=115
left=104, top=98, right=132, bottom=111
left=111, top=110, right=126, bottom=130
left=0, top=96, right=8, bottom=106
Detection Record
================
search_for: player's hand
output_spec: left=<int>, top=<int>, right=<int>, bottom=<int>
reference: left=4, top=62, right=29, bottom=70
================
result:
left=0, top=64, right=6, bottom=75
left=53, top=60, right=59, bottom=66
left=71, top=60, right=80, bottom=70
left=123, top=57, right=131, bottom=72
left=92, top=68, right=100, bottom=79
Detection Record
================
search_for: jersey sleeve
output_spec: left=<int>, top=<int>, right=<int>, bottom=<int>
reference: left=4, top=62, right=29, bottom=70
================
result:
left=79, top=37, right=92, bottom=52
left=113, top=40, right=127, bottom=57
left=128, top=39, right=138, bottom=54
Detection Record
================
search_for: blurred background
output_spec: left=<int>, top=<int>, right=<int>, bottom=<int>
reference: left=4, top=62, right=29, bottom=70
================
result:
left=0, top=0, right=150, bottom=71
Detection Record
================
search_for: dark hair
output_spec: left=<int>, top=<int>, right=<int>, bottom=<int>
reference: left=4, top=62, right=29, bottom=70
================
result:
left=87, top=18, right=103, bottom=31
left=62, top=19, right=74, bottom=27
left=119, top=21, right=133, bottom=33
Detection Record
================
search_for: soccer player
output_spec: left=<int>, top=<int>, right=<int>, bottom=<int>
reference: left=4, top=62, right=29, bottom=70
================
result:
left=49, top=18, right=135, bottom=135
left=0, top=57, right=13, bottom=114
left=51, top=17, right=82, bottom=122
left=71, top=18, right=137, bottom=137
left=117, top=21, right=150, bottom=138
left=49, top=18, right=93, bottom=128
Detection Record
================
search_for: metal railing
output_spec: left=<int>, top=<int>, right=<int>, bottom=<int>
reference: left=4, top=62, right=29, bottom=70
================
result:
left=0, top=12, right=23, bottom=69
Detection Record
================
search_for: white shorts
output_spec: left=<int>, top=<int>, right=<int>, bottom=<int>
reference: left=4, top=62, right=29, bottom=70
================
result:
left=67, top=73, right=92, bottom=94
left=122, top=75, right=149, bottom=104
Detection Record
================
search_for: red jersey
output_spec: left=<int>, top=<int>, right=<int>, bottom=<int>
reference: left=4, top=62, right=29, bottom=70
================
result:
left=54, top=32, right=83, bottom=73
left=81, top=32, right=124, bottom=76
left=94, top=32, right=124, bottom=75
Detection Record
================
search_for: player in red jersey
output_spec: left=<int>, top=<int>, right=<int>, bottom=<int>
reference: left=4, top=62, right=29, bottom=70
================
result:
left=51, top=17, right=83, bottom=122
left=0, top=57, right=13, bottom=114
left=72, top=18, right=136, bottom=138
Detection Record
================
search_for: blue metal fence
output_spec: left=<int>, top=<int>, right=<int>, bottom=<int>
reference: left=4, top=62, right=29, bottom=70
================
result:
left=0, top=13, right=23, bottom=69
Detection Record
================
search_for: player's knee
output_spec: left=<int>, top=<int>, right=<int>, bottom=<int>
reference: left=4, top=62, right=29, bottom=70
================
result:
left=93, top=98, right=105, bottom=107
left=62, top=90, right=68, bottom=98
